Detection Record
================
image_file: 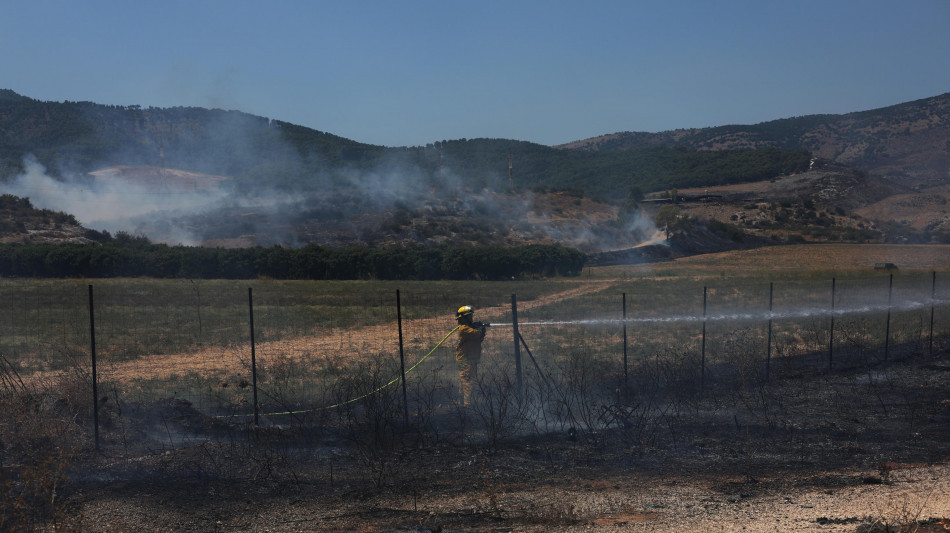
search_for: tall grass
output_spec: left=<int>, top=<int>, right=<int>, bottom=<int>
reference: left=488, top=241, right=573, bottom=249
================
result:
left=1, top=262, right=947, bottom=419
left=1, top=245, right=948, bottom=530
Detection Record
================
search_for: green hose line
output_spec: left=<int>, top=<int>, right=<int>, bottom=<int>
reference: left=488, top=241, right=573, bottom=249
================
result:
left=219, top=325, right=460, bottom=419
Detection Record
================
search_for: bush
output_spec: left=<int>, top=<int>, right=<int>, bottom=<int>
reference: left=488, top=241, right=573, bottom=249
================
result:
left=0, top=355, right=88, bottom=531
left=0, top=243, right=587, bottom=280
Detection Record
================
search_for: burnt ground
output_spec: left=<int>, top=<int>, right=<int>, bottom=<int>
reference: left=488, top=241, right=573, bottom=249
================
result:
left=26, top=344, right=947, bottom=533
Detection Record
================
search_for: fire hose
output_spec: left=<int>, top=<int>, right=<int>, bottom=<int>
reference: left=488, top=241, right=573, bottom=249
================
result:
left=219, top=325, right=460, bottom=419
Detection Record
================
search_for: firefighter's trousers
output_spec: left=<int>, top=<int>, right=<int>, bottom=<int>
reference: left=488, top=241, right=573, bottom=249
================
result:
left=458, top=363, right=478, bottom=407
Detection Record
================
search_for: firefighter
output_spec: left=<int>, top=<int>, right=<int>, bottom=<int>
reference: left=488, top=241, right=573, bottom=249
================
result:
left=455, top=305, right=488, bottom=406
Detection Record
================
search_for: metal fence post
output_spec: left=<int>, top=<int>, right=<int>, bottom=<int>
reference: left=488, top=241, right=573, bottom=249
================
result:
left=88, top=285, right=100, bottom=452
left=829, top=277, right=836, bottom=370
left=248, top=288, right=259, bottom=427
left=884, top=274, right=893, bottom=362
left=396, top=289, right=409, bottom=426
left=511, top=294, right=523, bottom=398
left=622, top=292, right=628, bottom=395
left=701, top=286, right=707, bottom=393
left=930, top=271, right=936, bottom=357
left=766, top=282, right=773, bottom=382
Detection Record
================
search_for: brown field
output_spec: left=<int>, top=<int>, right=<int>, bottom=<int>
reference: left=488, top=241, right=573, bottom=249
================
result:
left=593, top=243, right=950, bottom=278
left=61, top=244, right=948, bottom=385
left=3, top=243, right=950, bottom=533
left=855, top=192, right=950, bottom=230
left=90, top=281, right=614, bottom=384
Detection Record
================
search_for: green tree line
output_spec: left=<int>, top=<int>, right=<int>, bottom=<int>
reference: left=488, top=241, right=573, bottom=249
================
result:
left=419, top=140, right=811, bottom=198
left=0, top=241, right=585, bottom=280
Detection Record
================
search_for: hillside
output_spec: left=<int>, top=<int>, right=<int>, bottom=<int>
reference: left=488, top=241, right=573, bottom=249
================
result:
left=666, top=159, right=950, bottom=243
left=0, top=165, right=647, bottom=252
left=0, top=194, right=99, bottom=245
left=589, top=159, right=950, bottom=266
left=12, top=160, right=929, bottom=256
left=4, top=89, right=948, bottom=198
left=1, top=90, right=949, bottom=257
left=0, top=90, right=812, bottom=198
left=558, top=92, right=950, bottom=191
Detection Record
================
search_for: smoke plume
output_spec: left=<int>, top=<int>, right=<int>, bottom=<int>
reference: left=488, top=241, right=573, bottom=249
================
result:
left=2, top=130, right=659, bottom=251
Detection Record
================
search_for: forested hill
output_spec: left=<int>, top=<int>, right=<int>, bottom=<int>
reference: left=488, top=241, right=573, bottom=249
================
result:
left=0, top=89, right=388, bottom=190
left=557, top=92, right=950, bottom=191
left=4, top=89, right=949, bottom=258
left=0, top=89, right=809, bottom=198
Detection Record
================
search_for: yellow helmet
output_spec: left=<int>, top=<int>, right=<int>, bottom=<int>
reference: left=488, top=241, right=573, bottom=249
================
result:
left=456, top=305, right=474, bottom=319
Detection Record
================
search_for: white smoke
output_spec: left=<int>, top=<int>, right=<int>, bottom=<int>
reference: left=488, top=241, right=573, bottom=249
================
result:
left=2, top=150, right=660, bottom=251
left=2, top=155, right=231, bottom=244
left=625, top=210, right=666, bottom=249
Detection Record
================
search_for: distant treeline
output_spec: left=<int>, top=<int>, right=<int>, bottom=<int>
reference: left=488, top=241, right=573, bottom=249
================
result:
left=435, top=140, right=812, bottom=197
left=0, top=241, right=586, bottom=280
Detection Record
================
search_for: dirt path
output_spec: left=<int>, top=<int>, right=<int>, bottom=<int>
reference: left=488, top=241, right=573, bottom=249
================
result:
left=69, top=280, right=619, bottom=384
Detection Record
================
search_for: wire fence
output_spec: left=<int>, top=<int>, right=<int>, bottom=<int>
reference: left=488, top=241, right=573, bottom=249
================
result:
left=1, top=273, right=948, bottom=450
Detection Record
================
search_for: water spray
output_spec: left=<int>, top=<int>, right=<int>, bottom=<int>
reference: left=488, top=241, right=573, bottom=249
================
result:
left=487, top=297, right=950, bottom=328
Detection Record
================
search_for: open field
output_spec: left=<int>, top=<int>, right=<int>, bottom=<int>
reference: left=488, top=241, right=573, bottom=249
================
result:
left=592, top=243, right=950, bottom=278
left=2, top=243, right=950, bottom=532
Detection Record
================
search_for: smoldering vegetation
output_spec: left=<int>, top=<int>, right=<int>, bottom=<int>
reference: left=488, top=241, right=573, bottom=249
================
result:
left=2, top=274, right=949, bottom=530
left=4, top=155, right=655, bottom=251
left=0, top=107, right=659, bottom=251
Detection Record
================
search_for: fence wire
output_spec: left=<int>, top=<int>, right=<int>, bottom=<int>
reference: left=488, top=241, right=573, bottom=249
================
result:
left=1, top=273, right=948, bottom=449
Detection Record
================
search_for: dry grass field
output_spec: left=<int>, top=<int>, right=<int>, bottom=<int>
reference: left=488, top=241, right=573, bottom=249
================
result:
left=594, top=243, right=950, bottom=278
left=2, top=243, right=949, bottom=532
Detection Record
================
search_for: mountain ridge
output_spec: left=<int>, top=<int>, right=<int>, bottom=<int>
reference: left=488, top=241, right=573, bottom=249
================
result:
left=556, top=92, right=950, bottom=191
left=1, top=90, right=949, bottom=254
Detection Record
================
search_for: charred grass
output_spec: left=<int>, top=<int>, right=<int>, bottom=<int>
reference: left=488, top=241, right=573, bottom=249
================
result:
left=2, top=244, right=950, bottom=530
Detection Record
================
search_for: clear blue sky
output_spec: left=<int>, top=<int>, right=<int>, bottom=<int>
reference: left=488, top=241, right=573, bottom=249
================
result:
left=3, top=0, right=949, bottom=147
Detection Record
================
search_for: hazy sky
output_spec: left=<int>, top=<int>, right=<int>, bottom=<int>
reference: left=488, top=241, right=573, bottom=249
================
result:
left=3, top=0, right=949, bottom=147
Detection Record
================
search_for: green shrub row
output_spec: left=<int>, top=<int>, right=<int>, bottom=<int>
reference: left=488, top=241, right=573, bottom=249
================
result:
left=0, top=242, right=586, bottom=280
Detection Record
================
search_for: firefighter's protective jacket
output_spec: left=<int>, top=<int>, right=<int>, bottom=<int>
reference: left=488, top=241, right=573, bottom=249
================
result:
left=455, top=322, right=486, bottom=365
